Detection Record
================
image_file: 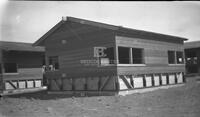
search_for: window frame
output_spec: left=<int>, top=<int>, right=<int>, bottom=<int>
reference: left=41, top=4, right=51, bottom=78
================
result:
left=118, top=46, right=131, bottom=64
left=117, top=46, right=145, bottom=66
left=168, top=51, right=176, bottom=64
left=176, top=51, right=184, bottom=64
left=132, top=47, right=145, bottom=64
left=168, top=50, right=185, bottom=65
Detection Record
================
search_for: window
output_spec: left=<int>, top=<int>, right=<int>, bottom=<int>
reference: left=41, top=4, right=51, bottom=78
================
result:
left=4, top=63, right=17, bottom=73
left=187, top=57, right=197, bottom=65
left=176, top=51, right=184, bottom=64
left=168, top=51, right=184, bottom=64
left=118, top=47, right=144, bottom=64
left=168, top=51, right=176, bottom=64
left=100, top=47, right=115, bottom=65
left=118, top=47, right=130, bottom=64
left=49, top=56, right=59, bottom=70
left=186, top=51, right=197, bottom=65
left=132, top=48, right=144, bottom=64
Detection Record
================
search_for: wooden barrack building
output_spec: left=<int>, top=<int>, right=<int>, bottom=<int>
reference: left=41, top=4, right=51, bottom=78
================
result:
left=0, top=41, right=45, bottom=95
left=33, top=17, right=187, bottom=96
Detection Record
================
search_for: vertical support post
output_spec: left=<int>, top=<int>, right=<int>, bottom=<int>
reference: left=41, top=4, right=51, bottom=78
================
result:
left=25, top=80, right=28, bottom=88
left=33, top=80, right=36, bottom=88
left=60, top=78, right=63, bottom=91
left=183, top=72, right=186, bottom=83
left=129, top=48, right=133, bottom=64
left=98, top=76, right=101, bottom=91
left=166, top=73, right=169, bottom=85
left=159, top=74, right=162, bottom=85
left=143, top=74, right=146, bottom=87
left=111, top=75, right=116, bottom=90
left=151, top=74, right=155, bottom=86
left=115, top=45, right=119, bottom=65
left=174, top=51, right=177, bottom=64
left=16, top=80, right=19, bottom=89
left=72, top=78, right=75, bottom=91
left=132, top=75, right=135, bottom=88
left=174, top=73, right=178, bottom=84
left=130, top=75, right=134, bottom=88
left=84, top=77, right=87, bottom=91
left=116, top=76, right=120, bottom=91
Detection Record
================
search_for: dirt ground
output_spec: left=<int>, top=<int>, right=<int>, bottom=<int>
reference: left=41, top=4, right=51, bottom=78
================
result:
left=0, top=76, right=200, bottom=117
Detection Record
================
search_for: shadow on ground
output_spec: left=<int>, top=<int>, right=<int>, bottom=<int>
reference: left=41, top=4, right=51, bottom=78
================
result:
left=4, top=91, right=109, bottom=100
left=4, top=91, right=75, bottom=100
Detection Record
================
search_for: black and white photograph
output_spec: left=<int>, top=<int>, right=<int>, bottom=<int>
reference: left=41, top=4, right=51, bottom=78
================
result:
left=0, top=1, right=200, bottom=117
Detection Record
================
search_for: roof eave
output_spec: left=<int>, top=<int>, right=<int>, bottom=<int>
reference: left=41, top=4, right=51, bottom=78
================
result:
left=33, top=20, right=65, bottom=47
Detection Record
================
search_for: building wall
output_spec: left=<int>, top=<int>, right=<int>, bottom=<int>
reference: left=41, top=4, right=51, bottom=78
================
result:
left=115, top=36, right=185, bottom=75
left=2, top=51, right=44, bottom=80
left=45, top=22, right=117, bottom=78
left=42, top=21, right=187, bottom=93
left=3, top=51, right=44, bottom=68
left=3, top=68, right=43, bottom=80
left=44, top=21, right=186, bottom=77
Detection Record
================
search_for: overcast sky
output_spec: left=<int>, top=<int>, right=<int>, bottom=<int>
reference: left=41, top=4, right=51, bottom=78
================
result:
left=0, top=1, right=200, bottom=43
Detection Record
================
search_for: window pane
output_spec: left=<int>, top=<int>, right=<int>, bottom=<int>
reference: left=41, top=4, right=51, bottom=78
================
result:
left=4, top=63, right=17, bottom=73
left=104, top=47, right=114, bottom=64
left=118, top=47, right=130, bottom=64
left=176, top=51, right=184, bottom=64
left=132, top=48, right=143, bottom=64
left=168, top=51, right=175, bottom=64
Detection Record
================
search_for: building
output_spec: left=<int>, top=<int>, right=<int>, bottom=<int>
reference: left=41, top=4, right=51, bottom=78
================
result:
left=33, top=17, right=187, bottom=96
left=0, top=41, right=45, bottom=95
left=184, top=41, right=200, bottom=75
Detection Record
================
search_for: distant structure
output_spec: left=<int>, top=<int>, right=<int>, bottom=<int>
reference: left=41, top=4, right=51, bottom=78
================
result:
left=184, top=41, right=200, bottom=75
left=0, top=41, right=45, bottom=95
left=34, top=16, right=187, bottom=96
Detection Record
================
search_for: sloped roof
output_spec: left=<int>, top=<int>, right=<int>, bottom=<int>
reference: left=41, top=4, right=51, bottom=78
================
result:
left=184, top=41, right=200, bottom=49
left=33, top=16, right=188, bottom=46
left=0, top=41, right=44, bottom=52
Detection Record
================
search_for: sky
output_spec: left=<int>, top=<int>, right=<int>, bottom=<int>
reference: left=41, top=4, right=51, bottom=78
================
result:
left=0, top=1, right=200, bottom=43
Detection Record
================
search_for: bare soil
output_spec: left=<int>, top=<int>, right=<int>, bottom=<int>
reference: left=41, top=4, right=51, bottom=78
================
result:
left=0, top=76, right=200, bottom=117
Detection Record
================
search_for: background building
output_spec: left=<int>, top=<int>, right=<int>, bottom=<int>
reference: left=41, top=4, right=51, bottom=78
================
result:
left=0, top=41, right=45, bottom=95
left=184, top=41, right=200, bottom=75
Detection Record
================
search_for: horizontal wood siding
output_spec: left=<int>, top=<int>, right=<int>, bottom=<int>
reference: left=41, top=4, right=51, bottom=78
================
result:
left=2, top=51, right=44, bottom=81
left=117, top=66, right=185, bottom=75
left=3, top=68, right=43, bottom=80
left=3, top=51, right=44, bottom=68
left=45, top=22, right=117, bottom=78
left=116, top=36, right=185, bottom=75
